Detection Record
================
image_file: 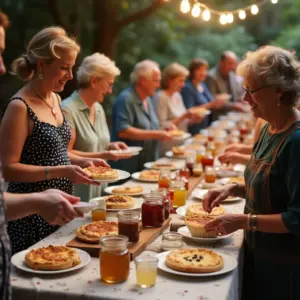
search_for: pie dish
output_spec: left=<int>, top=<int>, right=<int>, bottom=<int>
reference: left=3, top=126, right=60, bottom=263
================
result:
left=83, top=166, right=118, bottom=180
left=25, top=245, right=81, bottom=271
left=76, top=221, right=118, bottom=243
left=111, top=185, right=144, bottom=195
left=151, top=162, right=177, bottom=170
left=103, top=195, right=135, bottom=209
left=139, top=169, right=160, bottom=181
left=186, top=204, right=226, bottom=218
left=169, top=130, right=185, bottom=138
left=165, top=248, right=224, bottom=273
left=185, top=215, right=217, bottom=238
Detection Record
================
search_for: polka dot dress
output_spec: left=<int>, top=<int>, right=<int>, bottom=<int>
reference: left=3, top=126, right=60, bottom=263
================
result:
left=7, top=97, right=73, bottom=254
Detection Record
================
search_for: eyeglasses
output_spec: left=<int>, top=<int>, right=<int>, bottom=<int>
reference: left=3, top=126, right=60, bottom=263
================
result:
left=243, top=85, right=268, bottom=96
left=104, top=82, right=114, bottom=90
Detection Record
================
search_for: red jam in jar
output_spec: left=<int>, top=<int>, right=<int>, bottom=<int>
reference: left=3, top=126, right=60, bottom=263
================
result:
left=142, top=193, right=165, bottom=227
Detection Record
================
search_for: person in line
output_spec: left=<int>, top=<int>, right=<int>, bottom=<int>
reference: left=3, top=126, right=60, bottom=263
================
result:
left=62, top=53, right=132, bottom=201
left=0, top=27, right=108, bottom=254
left=203, top=46, right=300, bottom=300
left=111, top=60, right=171, bottom=174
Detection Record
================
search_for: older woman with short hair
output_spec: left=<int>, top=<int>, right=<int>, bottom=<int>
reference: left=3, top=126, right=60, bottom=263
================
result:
left=203, top=46, right=300, bottom=300
left=62, top=53, right=130, bottom=201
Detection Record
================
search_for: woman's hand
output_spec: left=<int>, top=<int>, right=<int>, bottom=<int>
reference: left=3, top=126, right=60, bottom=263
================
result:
left=37, top=189, right=83, bottom=226
left=102, top=151, right=132, bottom=161
left=77, top=158, right=109, bottom=169
left=204, top=214, right=248, bottom=235
left=63, top=165, right=100, bottom=185
left=202, top=184, right=235, bottom=213
left=108, top=142, right=128, bottom=150
left=155, top=130, right=173, bottom=141
left=218, top=152, right=247, bottom=165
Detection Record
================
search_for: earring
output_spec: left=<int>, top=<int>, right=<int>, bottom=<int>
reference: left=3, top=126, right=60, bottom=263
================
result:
left=277, top=98, right=280, bottom=107
left=38, top=72, right=43, bottom=80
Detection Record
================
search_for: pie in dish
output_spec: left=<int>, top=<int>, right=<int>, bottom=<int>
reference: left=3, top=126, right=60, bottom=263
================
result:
left=139, top=169, right=160, bottom=181
left=83, top=166, right=118, bottom=180
left=185, top=215, right=217, bottom=238
left=76, top=221, right=118, bottom=243
left=112, top=185, right=143, bottom=194
left=165, top=248, right=224, bottom=273
left=151, top=162, right=177, bottom=170
left=172, top=146, right=185, bottom=156
left=25, top=245, right=81, bottom=271
left=169, top=130, right=185, bottom=138
left=229, top=177, right=245, bottom=185
left=186, top=204, right=226, bottom=218
left=103, top=195, right=135, bottom=209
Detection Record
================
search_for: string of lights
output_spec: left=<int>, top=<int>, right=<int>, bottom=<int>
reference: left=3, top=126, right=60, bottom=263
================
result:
left=167, top=0, right=279, bottom=25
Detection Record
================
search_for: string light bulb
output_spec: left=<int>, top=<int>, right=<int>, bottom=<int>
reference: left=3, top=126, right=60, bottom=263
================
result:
left=238, top=10, right=246, bottom=20
left=191, top=3, right=201, bottom=18
left=271, top=0, right=278, bottom=3
left=180, top=0, right=191, bottom=14
left=202, top=9, right=211, bottom=21
left=219, top=14, right=227, bottom=25
left=251, top=5, right=259, bottom=15
left=226, top=13, right=234, bottom=23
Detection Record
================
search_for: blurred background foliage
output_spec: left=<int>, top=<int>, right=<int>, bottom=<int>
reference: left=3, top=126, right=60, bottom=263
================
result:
left=0, top=0, right=297, bottom=121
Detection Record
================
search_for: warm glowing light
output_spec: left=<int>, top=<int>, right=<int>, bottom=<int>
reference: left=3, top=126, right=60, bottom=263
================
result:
left=251, top=5, right=259, bottom=15
left=180, top=0, right=191, bottom=14
left=219, top=14, right=227, bottom=25
left=191, top=3, right=201, bottom=17
left=202, top=9, right=211, bottom=21
left=271, top=0, right=278, bottom=3
left=238, top=10, right=246, bottom=19
left=226, top=13, right=234, bottom=23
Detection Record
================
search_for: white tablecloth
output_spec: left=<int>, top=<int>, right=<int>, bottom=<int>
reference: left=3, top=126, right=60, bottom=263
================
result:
left=11, top=157, right=245, bottom=300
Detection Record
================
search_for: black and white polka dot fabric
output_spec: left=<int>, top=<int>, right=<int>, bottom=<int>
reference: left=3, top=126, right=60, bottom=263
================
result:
left=7, top=97, right=73, bottom=254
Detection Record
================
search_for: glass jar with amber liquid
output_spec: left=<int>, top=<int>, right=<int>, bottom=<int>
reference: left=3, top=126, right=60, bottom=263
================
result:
left=92, top=198, right=106, bottom=221
left=117, top=210, right=140, bottom=243
left=158, top=169, right=171, bottom=189
left=207, top=142, right=217, bottom=157
left=100, top=235, right=130, bottom=283
left=170, top=180, right=187, bottom=208
left=201, top=151, right=214, bottom=170
left=142, top=193, right=165, bottom=228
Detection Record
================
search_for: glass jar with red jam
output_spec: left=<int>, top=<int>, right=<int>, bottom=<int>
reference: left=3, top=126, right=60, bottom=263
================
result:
left=117, top=210, right=140, bottom=243
left=201, top=151, right=214, bottom=170
left=142, top=193, right=165, bottom=228
left=152, top=188, right=170, bottom=219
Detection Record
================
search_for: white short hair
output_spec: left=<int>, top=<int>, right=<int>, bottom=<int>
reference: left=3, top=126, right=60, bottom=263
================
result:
left=77, top=53, right=120, bottom=87
left=130, top=60, right=160, bottom=84
left=237, top=46, right=300, bottom=106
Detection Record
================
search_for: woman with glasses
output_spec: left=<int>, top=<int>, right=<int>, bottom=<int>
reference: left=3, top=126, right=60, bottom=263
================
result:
left=203, top=46, right=300, bottom=300
left=62, top=53, right=131, bottom=201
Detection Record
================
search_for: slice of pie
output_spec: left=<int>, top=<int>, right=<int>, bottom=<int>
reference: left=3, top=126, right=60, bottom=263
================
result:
left=25, top=245, right=81, bottom=271
left=139, top=169, right=160, bottom=181
left=151, top=162, right=177, bottom=170
left=83, top=166, right=118, bottom=180
left=186, top=204, right=226, bottom=218
left=103, top=195, right=135, bottom=209
left=172, top=146, right=185, bottom=156
left=76, top=221, right=118, bottom=243
left=112, top=185, right=143, bottom=195
left=166, top=248, right=224, bottom=273
left=185, top=215, right=217, bottom=238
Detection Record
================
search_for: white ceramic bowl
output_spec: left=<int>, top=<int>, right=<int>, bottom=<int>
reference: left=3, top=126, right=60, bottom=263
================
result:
left=73, top=202, right=97, bottom=214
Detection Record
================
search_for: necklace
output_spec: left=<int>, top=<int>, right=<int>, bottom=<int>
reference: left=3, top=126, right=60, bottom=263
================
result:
left=31, top=86, right=57, bottom=119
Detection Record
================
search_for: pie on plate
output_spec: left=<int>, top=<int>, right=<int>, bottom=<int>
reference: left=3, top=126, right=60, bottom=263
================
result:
left=172, top=146, right=185, bottom=156
left=186, top=204, right=226, bottom=218
left=165, top=248, right=224, bottom=273
left=83, top=166, right=118, bottom=180
left=139, top=169, right=160, bottom=181
left=151, top=162, right=177, bottom=170
left=229, top=177, right=245, bottom=185
left=112, top=185, right=144, bottom=195
left=169, top=130, right=185, bottom=138
left=25, top=245, right=81, bottom=271
left=76, top=221, right=118, bottom=243
left=185, top=215, right=217, bottom=238
left=103, top=195, right=135, bottom=209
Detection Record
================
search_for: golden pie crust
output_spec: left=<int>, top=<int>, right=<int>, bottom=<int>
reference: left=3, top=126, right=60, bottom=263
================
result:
left=76, top=221, right=118, bottom=243
left=185, top=215, right=217, bottom=238
left=169, top=130, right=185, bottom=138
left=112, top=185, right=143, bottom=195
left=166, top=248, right=224, bottom=273
left=172, top=146, right=185, bottom=156
left=25, top=245, right=81, bottom=271
left=186, top=204, right=226, bottom=218
left=192, top=134, right=207, bottom=143
left=84, top=166, right=118, bottom=180
left=103, top=195, right=135, bottom=209
left=139, top=169, right=160, bottom=181
left=229, top=177, right=245, bottom=185
left=151, top=162, right=177, bottom=170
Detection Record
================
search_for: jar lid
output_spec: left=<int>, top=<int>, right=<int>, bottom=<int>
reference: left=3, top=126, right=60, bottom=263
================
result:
left=96, top=198, right=106, bottom=210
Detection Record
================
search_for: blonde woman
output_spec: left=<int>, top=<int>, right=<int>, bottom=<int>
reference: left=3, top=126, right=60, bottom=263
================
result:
left=62, top=53, right=130, bottom=201
left=0, top=27, right=107, bottom=253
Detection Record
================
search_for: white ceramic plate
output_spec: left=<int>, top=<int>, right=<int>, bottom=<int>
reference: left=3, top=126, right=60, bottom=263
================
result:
left=171, top=132, right=191, bottom=141
left=131, top=172, right=159, bottom=182
left=104, top=185, right=151, bottom=196
left=192, top=189, right=243, bottom=203
left=156, top=251, right=237, bottom=277
left=109, top=146, right=142, bottom=156
left=178, top=226, right=233, bottom=244
left=11, top=248, right=91, bottom=275
left=109, top=150, right=139, bottom=157
left=176, top=205, right=188, bottom=218
left=89, top=196, right=143, bottom=211
left=165, top=151, right=187, bottom=160
left=93, top=170, right=130, bottom=183
left=198, top=178, right=230, bottom=190
left=73, top=202, right=97, bottom=214
left=144, top=161, right=179, bottom=171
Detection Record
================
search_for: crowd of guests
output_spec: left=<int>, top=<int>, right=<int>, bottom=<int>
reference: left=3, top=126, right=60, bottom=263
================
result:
left=1, top=9, right=300, bottom=300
